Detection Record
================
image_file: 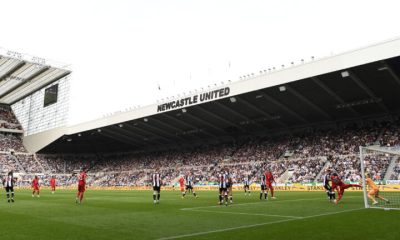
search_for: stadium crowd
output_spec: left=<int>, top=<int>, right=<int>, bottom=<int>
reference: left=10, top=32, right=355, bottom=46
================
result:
left=0, top=105, right=22, bottom=130
left=390, top=158, right=400, bottom=180
left=0, top=133, right=26, bottom=152
left=1, top=115, right=400, bottom=187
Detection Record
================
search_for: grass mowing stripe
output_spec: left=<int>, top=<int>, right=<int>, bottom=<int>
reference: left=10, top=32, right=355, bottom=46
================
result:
left=158, top=208, right=365, bottom=240
left=182, top=209, right=303, bottom=219
left=180, top=196, right=358, bottom=210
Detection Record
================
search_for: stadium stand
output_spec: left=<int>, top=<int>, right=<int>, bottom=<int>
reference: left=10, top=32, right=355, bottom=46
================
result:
left=0, top=133, right=26, bottom=152
left=0, top=105, right=22, bottom=130
left=12, top=118, right=395, bottom=187
left=1, top=115, right=399, bottom=188
left=391, top=158, right=400, bottom=180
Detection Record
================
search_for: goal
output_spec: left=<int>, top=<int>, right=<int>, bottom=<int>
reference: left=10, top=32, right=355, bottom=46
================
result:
left=359, top=146, right=400, bottom=210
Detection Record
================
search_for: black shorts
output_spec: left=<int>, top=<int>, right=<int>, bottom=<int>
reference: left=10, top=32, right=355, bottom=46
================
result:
left=186, top=185, right=193, bottom=190
left=261, top=185, right=267, bottom=191
left=5, top=186, right=14, bottom=192
left=153, top=186, right=161, bottom=192
left=244, top=184, right=249, bottom=188
left=219, top=187, right=227, bottom=193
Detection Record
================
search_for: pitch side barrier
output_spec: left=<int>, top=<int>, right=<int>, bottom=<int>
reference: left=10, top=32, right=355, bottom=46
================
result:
left=15, top=182, right=400, bottom=191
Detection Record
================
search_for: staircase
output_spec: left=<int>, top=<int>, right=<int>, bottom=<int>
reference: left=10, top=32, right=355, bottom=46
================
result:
left=280, top=150, right=294, bottom=159
left=92, top=173, right=108, bottom=186
left=138, top=174, right=149, bottom=186
left=32, top=154, right=46, bottom=173
left=9, top=153, right=26, bottom=173
left=384, top=156, right=398, bottom=180
left=374, top=127, right=386, bottom=145
left=276, top=169, right=293, bottom=183
left=315, top=160, right=330, bottom=182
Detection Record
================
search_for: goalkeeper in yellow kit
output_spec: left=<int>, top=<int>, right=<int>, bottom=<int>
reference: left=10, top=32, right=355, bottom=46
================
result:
left=365, top=173, right=390, bottom=205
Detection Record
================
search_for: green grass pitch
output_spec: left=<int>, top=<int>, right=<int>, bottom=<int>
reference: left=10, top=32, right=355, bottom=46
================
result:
left=0, top=189, right=399, bottom=240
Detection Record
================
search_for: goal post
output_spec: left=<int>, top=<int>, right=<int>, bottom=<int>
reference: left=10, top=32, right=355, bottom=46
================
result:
left=359, top=146, right=400, bottom=210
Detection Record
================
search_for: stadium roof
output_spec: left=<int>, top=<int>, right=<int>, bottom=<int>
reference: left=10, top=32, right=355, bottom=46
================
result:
left=24, top=37, right=400, bottom=154
left=0, top=48, right=71, bottom=105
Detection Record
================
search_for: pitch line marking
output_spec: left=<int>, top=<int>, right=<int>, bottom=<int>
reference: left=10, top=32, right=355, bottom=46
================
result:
left=183, top=209, right=303, bottom=219
left=180, top=196, right=357, bottom=211
left=157, top=208, right=365, bottom=240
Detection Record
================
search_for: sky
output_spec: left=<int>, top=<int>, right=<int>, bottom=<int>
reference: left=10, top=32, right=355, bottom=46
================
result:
left=1, top=0, right=400, bottom=125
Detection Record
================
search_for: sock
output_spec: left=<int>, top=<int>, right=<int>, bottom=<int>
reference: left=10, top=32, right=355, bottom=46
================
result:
left=153, top=194, right=156, bottom=201
left=157, top=193, right=160, bottom=200
left=219, top=195, right=222, bottom=202
left=193, top=192, right=197, bottom=197
left=270, top=188, right=274, bottom=197
left=265, top=193, right=267, bottom=199
left=260, top=193, right=262, bottom=200
left=6, top=193, right=10, bottom=199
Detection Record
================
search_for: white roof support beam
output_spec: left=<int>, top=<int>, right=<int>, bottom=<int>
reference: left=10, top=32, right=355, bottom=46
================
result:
left=236, top=96, right=288, bottom=128
left=348, top=70, right=389, bottom=113
left=286, top=85, right=333, bottom=120
left=257, top=90, right=309, bottom=123
left=311, top=77, right=359, bottom=116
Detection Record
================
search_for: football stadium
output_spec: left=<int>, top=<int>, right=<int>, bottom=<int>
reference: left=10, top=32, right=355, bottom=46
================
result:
left=2, top=2, right=400, bottom=240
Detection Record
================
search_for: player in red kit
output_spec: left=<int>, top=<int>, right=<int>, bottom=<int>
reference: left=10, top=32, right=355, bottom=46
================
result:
left=32, top=176, right=40, bottom=198
left=76, top=169, right=87, bottom=204
left=50, top=176, right=56, bottom=194
left=265, top=170, right=276, bottom=199
left=178, top=176, right=185, bottom=198
left=331, top=172, right=361, bottom=204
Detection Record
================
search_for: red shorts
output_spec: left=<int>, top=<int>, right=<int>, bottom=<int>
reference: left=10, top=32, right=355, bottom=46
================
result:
left=180, top=186, right=184, bottom=191
left=266, top=183, right=273, bottom=188
left=33, top=186, right=39, bottom=191
left=51, top=185, right=56, bottom=189
left=78, top=185, right=86, bottom=193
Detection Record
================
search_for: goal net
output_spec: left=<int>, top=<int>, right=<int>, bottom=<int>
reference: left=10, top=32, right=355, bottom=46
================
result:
left=360, top=146, right=400, bottom=210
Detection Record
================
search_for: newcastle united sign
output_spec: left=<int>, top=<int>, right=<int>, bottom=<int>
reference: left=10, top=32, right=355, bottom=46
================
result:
left=157, top=87, right=230, bottom=113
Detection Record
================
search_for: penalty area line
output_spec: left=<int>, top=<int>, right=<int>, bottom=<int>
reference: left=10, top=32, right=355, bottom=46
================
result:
left=157, top=208, right=364, bottom=240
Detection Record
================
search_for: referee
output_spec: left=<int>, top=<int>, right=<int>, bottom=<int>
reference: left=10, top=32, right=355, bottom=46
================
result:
left=323, top=168, right=335, bottom=202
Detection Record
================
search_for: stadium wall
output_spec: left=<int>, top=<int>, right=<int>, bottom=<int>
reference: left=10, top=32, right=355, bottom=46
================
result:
left=12, top=75, right=70, bottom=136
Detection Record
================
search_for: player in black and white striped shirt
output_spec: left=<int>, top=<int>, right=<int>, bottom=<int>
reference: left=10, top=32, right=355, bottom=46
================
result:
left=260, top=172, right=268, bottom=200
left=243, top=175, right=251, bottom=196
left=323, top=168, right=335, bottom=202
left=152, top=171, right=162, bottom=204
left=226, top=169, right=233, bottom=203
left=183, top=172, right=198, bottom=198
left=218, top=170, right=229, bottom=206
left=3, top=171, right=16, bottom=203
